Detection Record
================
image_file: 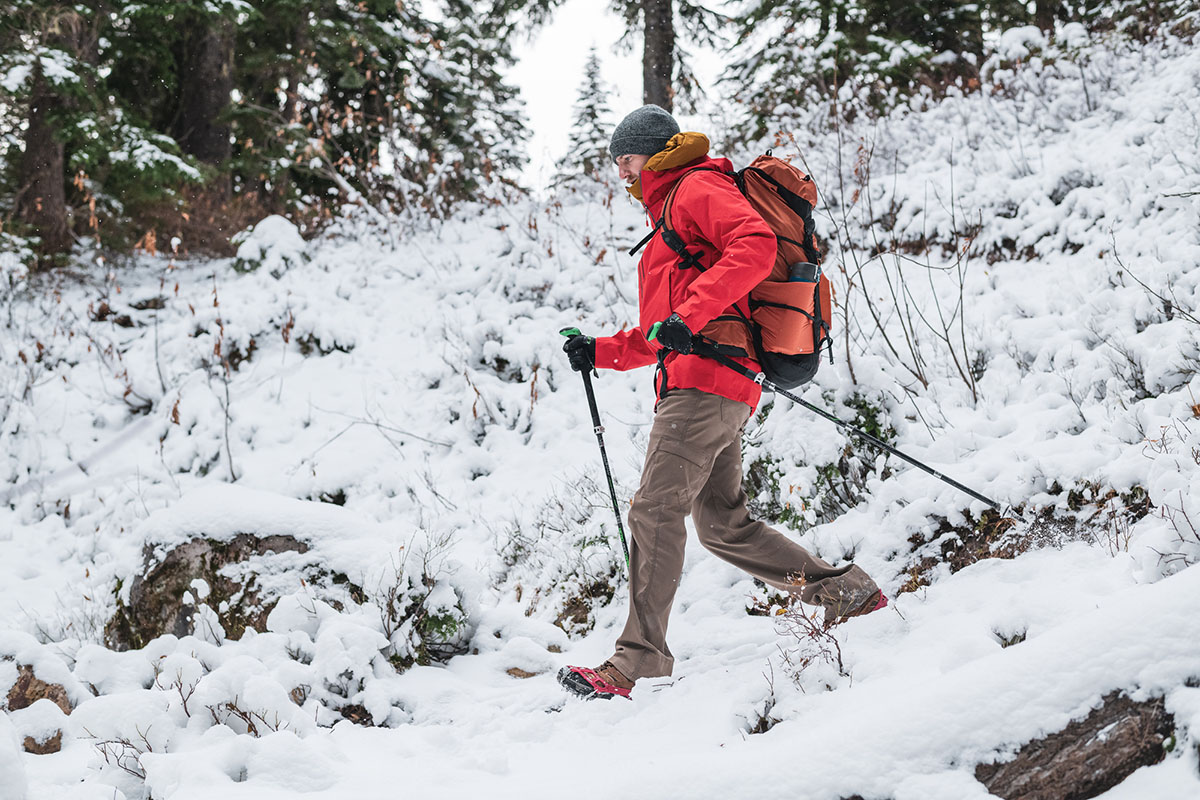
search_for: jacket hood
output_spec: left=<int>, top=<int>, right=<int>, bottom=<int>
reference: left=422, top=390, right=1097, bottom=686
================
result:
left=627, top=132, right=732, bottom=214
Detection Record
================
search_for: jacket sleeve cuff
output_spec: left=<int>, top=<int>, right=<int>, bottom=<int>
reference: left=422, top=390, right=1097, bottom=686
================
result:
left=594, top=335, right=622, bottom=369
left=595, top=328, right=657, bottom=370
left=673, top=307, right=709, bottom=336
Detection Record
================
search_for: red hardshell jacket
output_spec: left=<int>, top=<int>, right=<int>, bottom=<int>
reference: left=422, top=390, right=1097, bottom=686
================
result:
left=594, top=151, right=776, bottom=408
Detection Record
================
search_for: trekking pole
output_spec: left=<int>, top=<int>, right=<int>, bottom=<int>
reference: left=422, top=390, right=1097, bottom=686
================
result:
left=560, top=328, right=631, bottom=570
left=691, top=339, right=1001, bottom=512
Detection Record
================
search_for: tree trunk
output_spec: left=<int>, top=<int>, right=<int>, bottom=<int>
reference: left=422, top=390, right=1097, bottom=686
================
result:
left=642, top=0, right=674, bottom=111
left=17, top=69, right=72, bottom=258
left=174, top=17, right=234, bottom=172
left=1035, top=0, right=1060, bottom=32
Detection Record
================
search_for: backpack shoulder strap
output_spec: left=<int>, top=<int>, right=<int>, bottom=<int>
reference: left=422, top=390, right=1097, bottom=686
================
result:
left=628, top=166, right=729, bottom=268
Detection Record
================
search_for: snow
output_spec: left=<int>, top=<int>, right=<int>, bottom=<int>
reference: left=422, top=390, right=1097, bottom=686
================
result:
left=36, top=49, right=84, bottom=89
left=2, top=21, right=1200, bottom=800
left=996, top=25, right=1048, bottom=61
left=0, top=709, right=29, bottom=800
left=1, top=61, right=32, bottom=93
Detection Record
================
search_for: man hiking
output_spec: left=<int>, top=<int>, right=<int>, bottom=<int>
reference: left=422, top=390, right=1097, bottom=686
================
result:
left=557, top=105, right=887, bottom=701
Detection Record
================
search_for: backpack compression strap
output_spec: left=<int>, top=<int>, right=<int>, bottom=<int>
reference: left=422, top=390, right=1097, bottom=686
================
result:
left=734, top=166, right=821, bottom=265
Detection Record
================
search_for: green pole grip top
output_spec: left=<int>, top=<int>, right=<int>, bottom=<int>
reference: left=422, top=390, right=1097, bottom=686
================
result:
left=559, top=327, right=582, bottom=338
left=646, top=321, right=662, bottom=341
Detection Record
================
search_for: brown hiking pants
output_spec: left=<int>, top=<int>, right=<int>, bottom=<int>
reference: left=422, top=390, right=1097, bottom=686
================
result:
left=609, top=388, right=879, bottom=680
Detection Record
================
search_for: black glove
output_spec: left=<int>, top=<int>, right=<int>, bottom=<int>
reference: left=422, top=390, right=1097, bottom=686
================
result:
left=562, top=334, right=596, bottom=372
left=652, top=313, right=694, bottom=354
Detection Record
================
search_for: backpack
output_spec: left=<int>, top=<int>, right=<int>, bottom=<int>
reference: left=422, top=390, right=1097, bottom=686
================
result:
left=633, top=154, right=833, bottom=390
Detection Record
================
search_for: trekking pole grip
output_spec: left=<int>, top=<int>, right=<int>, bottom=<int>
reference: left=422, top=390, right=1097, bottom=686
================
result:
left=560, top=327, right=603, bottom=429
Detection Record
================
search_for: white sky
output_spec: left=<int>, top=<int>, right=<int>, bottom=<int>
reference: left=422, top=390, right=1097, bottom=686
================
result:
left=507, top=0, right=642, bottom=188
left=506, top=0, right=722, bottom=190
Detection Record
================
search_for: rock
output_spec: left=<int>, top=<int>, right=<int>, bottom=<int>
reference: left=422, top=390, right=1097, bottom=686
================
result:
left=975, top=691, right=1174, bottom=800
left=23, top=730, right=62, bottom=755
left=6, top=666, right=72, bottom=714
left=105, top=533, right=317, bottom=650
left=506, top=667, right=539, bottom=679
left=9, top=695, right=69, bottom=756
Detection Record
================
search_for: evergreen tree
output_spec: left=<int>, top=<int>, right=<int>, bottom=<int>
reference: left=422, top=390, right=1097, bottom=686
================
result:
left=0, top=0, right=533, bottom=261
left=497, top=0, right=728, bottom=114
left=405, top=0, right=529, bottom=212
left=0, top=1, right=201, bottom=259
left=723, top=0, right=985, bottom=143
left=554, top=47, right=616, bottom=185
left=228, top=0, right=436, bottom=213
left=610, top=0, right=728, bottom=112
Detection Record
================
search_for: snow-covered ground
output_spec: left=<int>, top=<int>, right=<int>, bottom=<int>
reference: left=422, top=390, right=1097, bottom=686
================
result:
left=2, top=25, right=1200, bottom=800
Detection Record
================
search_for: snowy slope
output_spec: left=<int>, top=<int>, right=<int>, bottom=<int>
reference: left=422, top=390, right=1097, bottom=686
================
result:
left=2, top=25, right=1200, bottom=800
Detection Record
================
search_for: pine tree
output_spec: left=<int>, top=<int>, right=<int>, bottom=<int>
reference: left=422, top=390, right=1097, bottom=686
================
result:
left=0, top=1, right=201, bottom=259
left=228, top=0, right=436, bottom=213
left=554, top=47, right=616, bottom=186
left=0, top=0, right=534, bottom=261
left=723, top=0, right=985, bottom=145
left=496, top=0, right=728, bottom=114
left=405, top=0, right=529, bottom=212
left=610, top=0, right=728, bottom=113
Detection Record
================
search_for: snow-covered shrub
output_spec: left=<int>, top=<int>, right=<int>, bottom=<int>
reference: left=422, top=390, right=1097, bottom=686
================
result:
left=1137, top=419, right=1200, bottom=576
left=496, top=476, right=625, bottom=637
left=369, top=534, right=473, bottom=669
left=0, top=232, right=33, bottom=293
left=898, top=481, right=1153, bottom=594
left=745, top=391, right=897, bottom=534
left=232, top=215, right=307, bottom=276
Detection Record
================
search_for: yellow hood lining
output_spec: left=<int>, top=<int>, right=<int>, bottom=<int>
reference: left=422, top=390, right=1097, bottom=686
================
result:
left=627, top=132, right=711, bottom=200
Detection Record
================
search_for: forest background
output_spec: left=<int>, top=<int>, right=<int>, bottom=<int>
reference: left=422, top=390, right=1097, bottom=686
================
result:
left=2, top=0, right=1188, bottom=268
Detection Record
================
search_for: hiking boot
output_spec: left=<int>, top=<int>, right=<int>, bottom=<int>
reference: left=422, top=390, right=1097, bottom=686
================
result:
left=557, top=661, right=634, bottom=700
left=824, top=589, right=888, bottom=627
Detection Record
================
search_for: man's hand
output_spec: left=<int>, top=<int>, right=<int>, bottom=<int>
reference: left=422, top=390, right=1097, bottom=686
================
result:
left=562, top=332, right=596, bottom=372
left=648, top=313, right=694, bottom=354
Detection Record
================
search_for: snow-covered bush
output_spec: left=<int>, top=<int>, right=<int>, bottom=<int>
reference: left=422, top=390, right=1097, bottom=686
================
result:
left=232, top=215, right=308, bottom=276
left=1138, top=419, right=1200, bottom=575
left=0, top=233, right=34, bottom=295
left=496, top=475, right=626, bottom=636
left=369, top=533, right=474, bottom=669
left=745, top=391, right=897, bottom=535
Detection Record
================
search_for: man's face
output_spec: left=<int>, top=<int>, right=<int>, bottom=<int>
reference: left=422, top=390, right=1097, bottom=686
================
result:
left=616, top=153, right=651, bottom=185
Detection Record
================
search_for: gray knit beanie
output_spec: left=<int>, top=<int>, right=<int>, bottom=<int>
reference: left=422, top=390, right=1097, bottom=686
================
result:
left=609, top=104, right=680, bottom=162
